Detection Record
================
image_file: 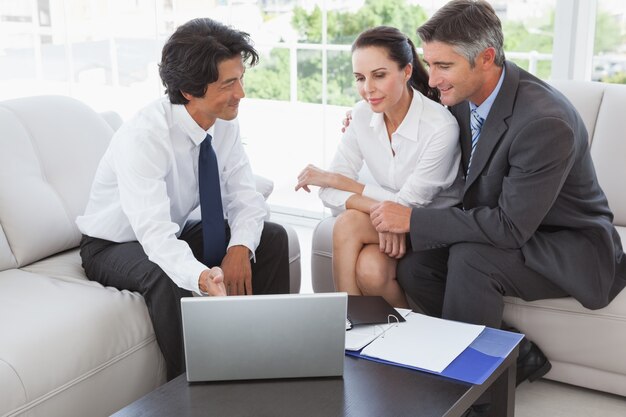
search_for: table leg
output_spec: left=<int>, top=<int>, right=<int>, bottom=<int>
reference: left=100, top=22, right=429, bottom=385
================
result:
left=491, top=346, right=517, bottom=417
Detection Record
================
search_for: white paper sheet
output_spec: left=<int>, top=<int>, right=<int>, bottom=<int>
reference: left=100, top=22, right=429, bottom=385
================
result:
left=360, top=312, right=485, bottom=373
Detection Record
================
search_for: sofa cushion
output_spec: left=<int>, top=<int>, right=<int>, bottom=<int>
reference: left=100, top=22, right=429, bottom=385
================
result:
left=503, top=284, right=626, bottom=395
left=0, top=268, right=165, bottom=416
left=19, top=249, right=91, bottom=285
left=0, top=96, right=112, bottom=268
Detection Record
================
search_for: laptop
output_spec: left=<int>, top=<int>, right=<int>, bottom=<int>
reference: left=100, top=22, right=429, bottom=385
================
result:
left=181, top=292, right=347, bottom=382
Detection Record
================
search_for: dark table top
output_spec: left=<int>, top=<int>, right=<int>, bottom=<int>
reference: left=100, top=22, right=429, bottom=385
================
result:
left=112, top=352, right=517, bottom=417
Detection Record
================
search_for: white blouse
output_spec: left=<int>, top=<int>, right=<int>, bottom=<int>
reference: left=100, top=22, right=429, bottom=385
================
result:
left=319, top=89, right=463, bottom=212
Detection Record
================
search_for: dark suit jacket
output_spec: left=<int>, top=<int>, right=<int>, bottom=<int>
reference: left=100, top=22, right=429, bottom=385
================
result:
left=409, top=61, right=626, bottom=309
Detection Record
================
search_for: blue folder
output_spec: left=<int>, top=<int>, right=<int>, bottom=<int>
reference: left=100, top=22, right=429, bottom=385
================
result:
left=345, top=327, right=523, bottom=385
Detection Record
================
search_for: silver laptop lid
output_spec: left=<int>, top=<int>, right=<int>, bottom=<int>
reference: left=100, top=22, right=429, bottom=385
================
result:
left=181, top=293, right=347, bottom=382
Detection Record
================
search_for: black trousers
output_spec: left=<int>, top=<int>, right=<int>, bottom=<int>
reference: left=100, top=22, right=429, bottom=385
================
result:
left=79, top=221, right=290, bottom=381
left=396, top=243, right=569, bottom=328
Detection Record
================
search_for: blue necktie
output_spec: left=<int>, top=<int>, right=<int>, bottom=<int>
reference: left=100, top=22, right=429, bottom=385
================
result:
left=467, top=108, right=484, bottom=173
left=199, top=134, right=226, bottom=267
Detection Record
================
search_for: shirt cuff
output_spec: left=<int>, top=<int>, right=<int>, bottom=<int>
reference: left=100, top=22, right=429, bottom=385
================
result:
left=319, top=188, right=354, bottom=212
left=228, top=230, right=257, bottom=263
left=186, top=260, right=209, bottom=295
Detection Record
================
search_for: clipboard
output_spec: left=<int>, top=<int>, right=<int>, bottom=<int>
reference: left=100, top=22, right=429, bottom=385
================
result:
left=347, top=295, right=406, bottom=328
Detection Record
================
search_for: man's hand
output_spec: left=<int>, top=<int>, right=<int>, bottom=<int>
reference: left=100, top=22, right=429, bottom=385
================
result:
left=370, top=201, right=412, bottom=234
left=198, top=267, right=226, bottom=296
left=221, top=245, right=253, bottom=295
left=341, top=110, right=353, bottom=133
left=379, top=232, right=406, bottom=259
left=295, top=164, right=332, bottom=193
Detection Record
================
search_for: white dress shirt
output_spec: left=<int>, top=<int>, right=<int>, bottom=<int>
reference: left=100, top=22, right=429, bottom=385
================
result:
left=319, top=89, right=463, bottom=212
left=76, top=96, right=267, bottom=294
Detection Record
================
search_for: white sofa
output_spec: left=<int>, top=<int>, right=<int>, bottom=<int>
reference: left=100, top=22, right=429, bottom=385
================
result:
left=0, top=95, right=301, bottom=417
left=311, top=80, right=626, bottom=397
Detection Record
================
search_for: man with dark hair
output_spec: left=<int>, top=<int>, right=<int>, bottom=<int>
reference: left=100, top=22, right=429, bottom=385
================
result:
left=370, top=0, right=626, bottom=389
left=77, top=18, right=290, bottom=381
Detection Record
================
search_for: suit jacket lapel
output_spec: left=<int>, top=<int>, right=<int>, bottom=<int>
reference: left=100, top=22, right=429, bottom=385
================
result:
left=456, top=105, right=472, bottom=174
left=464, top=61, right=520, bottom=191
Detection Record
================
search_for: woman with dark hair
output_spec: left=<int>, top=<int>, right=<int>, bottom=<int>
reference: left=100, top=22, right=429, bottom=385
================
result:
left=296, top=26, right=462, bottom=308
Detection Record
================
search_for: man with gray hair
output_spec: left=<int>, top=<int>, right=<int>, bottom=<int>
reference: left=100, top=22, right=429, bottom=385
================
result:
left=370, top=0, right=626, bottom=394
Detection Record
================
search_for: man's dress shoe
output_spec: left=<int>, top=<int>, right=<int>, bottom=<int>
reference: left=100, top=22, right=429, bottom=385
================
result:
left=516, top=340, right=552, bottom=385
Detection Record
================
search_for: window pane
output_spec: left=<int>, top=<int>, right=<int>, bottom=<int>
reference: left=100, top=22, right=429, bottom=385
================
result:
left=291, top=1, right=323, bottom=44
left=327, top=49, right=358, bottom=107
left=0, top=0, right=568, bottom=217
left=246, top=47, right=290, bottom=101
left=65, top=0, right=115, bottom=106
left=0, top=0, right=68, bottom=99
left=106, top=0, right=164, bottom=118
left=496, top=0, right=556, bottom=79
left=593, top=0, right=626, bottom=84
left=297, top=49, right=322, bottom=104
left=325, top=0, right=427, bottom=45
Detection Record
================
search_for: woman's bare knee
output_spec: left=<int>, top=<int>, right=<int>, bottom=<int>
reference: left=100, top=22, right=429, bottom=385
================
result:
left=355, top=246, right=393, bottom=294
left=333, top=210, right=377, bottom=246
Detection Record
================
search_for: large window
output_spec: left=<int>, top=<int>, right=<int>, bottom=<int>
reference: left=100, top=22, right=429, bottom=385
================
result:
left=230, top=0, right=560, bottom=216
left=0, top=0, right=618, bottom=218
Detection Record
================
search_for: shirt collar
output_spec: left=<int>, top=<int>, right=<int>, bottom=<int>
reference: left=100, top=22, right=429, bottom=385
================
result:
left=172, top=102, right=213, bottom=146
left=469, top=66, right=506, bottom=120
left=369, top=87, right=423, bottom=142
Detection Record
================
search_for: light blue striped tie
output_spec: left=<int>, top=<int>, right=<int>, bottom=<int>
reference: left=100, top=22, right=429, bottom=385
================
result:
left=467, top=108, right=484, bottom=173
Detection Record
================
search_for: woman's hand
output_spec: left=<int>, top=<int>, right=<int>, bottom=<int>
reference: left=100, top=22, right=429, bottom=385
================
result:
left=295, top=164, right=332, bottom=192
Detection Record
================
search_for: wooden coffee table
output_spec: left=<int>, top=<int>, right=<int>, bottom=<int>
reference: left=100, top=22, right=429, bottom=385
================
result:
left=112, top=348, right=518, bottom=417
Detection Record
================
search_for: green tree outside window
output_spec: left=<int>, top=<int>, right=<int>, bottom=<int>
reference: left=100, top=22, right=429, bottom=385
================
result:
left=246, top=1, right=625, bottom=103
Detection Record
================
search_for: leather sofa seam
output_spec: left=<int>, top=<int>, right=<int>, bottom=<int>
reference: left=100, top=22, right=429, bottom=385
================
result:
left=504, top=301, right=626, bottom=321
left=2, top=336, right=157, bottom=417
left=0, top=358, right=27, bottom=417
left=311, top=249, right=332, bottom=257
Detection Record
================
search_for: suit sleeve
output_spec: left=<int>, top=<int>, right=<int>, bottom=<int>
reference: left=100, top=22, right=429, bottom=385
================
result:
left=409, top=117, right=576, bottom=250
